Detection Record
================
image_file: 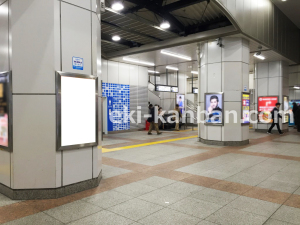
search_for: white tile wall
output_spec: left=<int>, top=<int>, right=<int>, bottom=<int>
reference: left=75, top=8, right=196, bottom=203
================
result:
left=11, top=0, right=55, bottom=93
left=63, top=148, right=93, bottom=186
left=63, top=0, right=91, bottom=10
left=129, top=65, right=139, bottom=86
left=107, top=61, right=119, bottom=83
left=207, top=41, right=221, bottom=64
left=61, top=2, right=91, bottom=75
left=207, top=63, right=222, bottom=92
left=0, top=151, right=10, bottom=187
left=102, top=59, right=108, bottom=83
left=223, top=62, right=242, bottom=91
left=13, top=95, right=56, bottom=189
left=222, top=38, right=242, bottom=62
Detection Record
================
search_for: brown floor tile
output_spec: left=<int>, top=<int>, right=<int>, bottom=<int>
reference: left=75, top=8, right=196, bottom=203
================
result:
left=236, top=151, right=300, bottom=162
left=153, top=170, right=193, bottom=181
left=0, top=202, right=40, bottom=224
left=284, top=194, right=300, bottom=208
left=102, top=157, right=132, bottom=168
left=243, top=187, right=292, bottom=204
left=181, top=175, right=220, bottom=188
left=210, top=180, right=253, bottom=195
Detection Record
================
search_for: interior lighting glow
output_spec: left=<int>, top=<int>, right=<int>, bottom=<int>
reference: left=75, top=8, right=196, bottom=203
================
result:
left=166, top=66, right=179, bottom=71
left=148, top=70, right=160, bottom=74
left=123, top=57, right=155, bottom=66
left=112, top=35, right=121, bottom=41
left=254, top=53, right=265, bottom=60
left=294, top=86, right=300, bottom=89
left=111, top=2, right=124, bottom=11
left=161, top=50, right=192, bottom=61
left=160, top=21, right=170, bottom=29
left=191, top=71, right=198, bottom=74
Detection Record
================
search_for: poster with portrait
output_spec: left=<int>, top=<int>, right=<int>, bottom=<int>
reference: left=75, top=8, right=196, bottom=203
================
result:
left=242, top=93, right=250, bottom=124
left=283, top=96, right=289, bottom=124
left=0, top=74, right=9, bottom=148
left=205, top=93, right=223, bottom=124
left=176, top=94, right=185, bottom=114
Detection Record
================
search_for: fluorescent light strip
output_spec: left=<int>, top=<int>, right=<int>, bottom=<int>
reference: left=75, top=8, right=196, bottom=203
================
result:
left=161, top=50, right=192, bottom=61
left=191, top=71, right=198, bottom=74
left=148, top=70, right=160, bottom=74
left=294, top=86, right=300, bottom=89
left=166, top=66, right=179, bottom=71
left=254, top=54, right=265, bottom=60
left=123, top=57, right=155, bottom=66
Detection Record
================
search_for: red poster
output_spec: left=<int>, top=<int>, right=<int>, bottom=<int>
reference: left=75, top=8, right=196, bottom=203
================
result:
left=258, top=96, right=278, bottom=122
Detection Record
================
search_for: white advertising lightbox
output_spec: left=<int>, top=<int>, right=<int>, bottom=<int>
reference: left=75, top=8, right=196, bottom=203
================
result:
left=56, top=71, right=98, bottom=151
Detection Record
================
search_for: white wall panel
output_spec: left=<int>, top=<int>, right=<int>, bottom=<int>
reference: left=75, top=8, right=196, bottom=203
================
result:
left=268, top=77, right=279, bottom=96
left=56, top=152, right=61, bottom=187
left=207, top=63, right=221, bottom=92
left=222, top=102, right=242, bottom=141
left=0, top=1, right=9, bottom=72
left=223, top=62, right=242, bottom=91
left=92, top=0, right=97, bottom=12
left=269, top=61, right=280, bottom=77
left=257, top=63, right=269, bottom=79
left=63, top=0, right=91, bottom=10
left=207, top=126, right=221, bottom=141
left=92, top=147, right=98, bottom=178
left=257, top=78, right=268, bottom=96
left=107, top=61, right=119, bottom=83
left=63, top=148, right=93, bottom=186
left=200, top=42, right=208, bottom=67
left=207, top=41, right=221, bottom=64
left=11, top=0, right=55, bottom=93
left=130, top=65, right=139, bottom=86
left=242, top=125, right=249, bottom=141
left=242, top=63, right=249, bottom=91
left=222, top=38, right=242, bottom=62
left=61, top=3, right=91, bottom=75
left=13, top=95, right=56, bottom=189
left=138, top=66, right=148, bottom=87
left=0, top=151, right=10, bottom=187
left=102, top=59, right=108, bottom=83
left=224, top=91, right=241, bottom=102
left=118, top=63, right=130, bottom=85
left=92, top=13, right=99, bottom=76
left=200, top=65, right=207, bottom=102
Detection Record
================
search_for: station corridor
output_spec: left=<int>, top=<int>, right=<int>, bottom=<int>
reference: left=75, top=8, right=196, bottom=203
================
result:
left=0, top=130, right=300, bottom=225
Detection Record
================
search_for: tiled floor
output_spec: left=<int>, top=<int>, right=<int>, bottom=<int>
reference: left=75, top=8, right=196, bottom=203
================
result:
left=1, top=129, right=300, bottom=224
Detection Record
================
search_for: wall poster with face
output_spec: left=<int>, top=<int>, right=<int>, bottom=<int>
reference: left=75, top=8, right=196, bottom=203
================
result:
left=176, top=94, right=185, bottom=114
left=205, top=93, right=223, bottom=125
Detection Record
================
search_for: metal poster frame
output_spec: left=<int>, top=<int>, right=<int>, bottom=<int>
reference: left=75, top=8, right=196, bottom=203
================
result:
left=56, top=71, right=98, bottom=151
left=257, top=95, right=279, bottom=124
left=241, top=92, right=250, bottom=126
left=0, top=71, right=12, bottom=152
left=204, top=92, right=224, bottom=126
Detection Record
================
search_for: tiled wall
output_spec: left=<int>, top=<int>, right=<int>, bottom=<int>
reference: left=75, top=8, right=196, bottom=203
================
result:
left=102, top=83, right=130, bottom=131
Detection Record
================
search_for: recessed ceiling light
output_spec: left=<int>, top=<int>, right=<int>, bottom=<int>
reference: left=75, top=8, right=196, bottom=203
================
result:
left=254, top=53, right=265, bottom=60
left=160, top=21, right=170, bottom=29
left=112, top=2, right=124, bottom=11
left=161, top=50, right=192, bottom=61
left=294, top=86, right=300, bottom=89
left=148, top=70, right=160, bottom=74
left=166, top=66, right=179, bottom=71
left=282, top=0, right=287, bottom=2
left=123, top=57, right=155, bottom=66
left=112, top=35, right=121, bottom=41
left=191, top=71, right=198, bottom=74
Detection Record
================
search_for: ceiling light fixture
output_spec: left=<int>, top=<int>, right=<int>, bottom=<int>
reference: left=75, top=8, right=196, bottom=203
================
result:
left=148, top=70, right=160, bottom=74
left=111, top=2, right=124, bottom=11
left=123, top=57, right=155, bottom=66
left=166, top=66, right=179, bottom=71
left=161, top=50, right=192, bottom=61
left=112, top=35, right=121, bottom=41
left=254, top=52, right=265, bottom=60
left=191, top=71, right=198, bottom=74
left=294, top=86, right=300, bottom=89
left=160, top=21, right=170, bottom=29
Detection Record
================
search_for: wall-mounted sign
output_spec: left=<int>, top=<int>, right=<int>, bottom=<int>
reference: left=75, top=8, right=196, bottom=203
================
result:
left=205, top=93, right=224, bottom=125
left=242, top=93, right=250, bottom=124
left=171, top=87, right=178, bottom=93
left=56, top=71, right=98, bottom=151
left=258, top=96, right=278, bottom=123
left=72, top=57, right=84, bottom=70
left=193, top=88, right=198, bottom=94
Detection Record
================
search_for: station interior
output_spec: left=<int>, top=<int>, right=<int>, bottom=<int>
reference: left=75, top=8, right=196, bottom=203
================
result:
left=0, top=0, right=300, bottom=224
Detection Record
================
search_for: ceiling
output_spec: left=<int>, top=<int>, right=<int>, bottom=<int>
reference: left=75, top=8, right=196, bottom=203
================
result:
left=101, top=0, right=232, bottom=54
left=110, top=34, right=294, bottom=77
left=271, top=0, right=300, bottom=29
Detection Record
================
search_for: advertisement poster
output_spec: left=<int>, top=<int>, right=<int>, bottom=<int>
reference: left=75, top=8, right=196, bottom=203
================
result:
left=289, top=100, right=300, bottom=126
left=205, top=93, right=223, bottom=124
left=107, top=96, right=114, bottom=132
left=0, top=76, right=8, bottom=147
left=283, top=96, right=289, bottom=124
left=242, top=93, right=250, bottom=124
left=258, top=96, right=278, bottom=123
left=176, top=94, right=185, bottom=114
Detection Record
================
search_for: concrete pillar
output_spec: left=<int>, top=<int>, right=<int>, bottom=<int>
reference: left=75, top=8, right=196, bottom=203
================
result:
left=0, top=0, right=102, bottom=199
left=254, top=61, right=289, bottom=132
left=198, top=37, right=250, bottom=146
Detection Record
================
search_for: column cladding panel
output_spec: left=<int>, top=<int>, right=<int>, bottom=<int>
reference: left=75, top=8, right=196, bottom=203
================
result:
left=0, top=1, right=8, bottom=72
left=61, top=2, right=92, bottom=75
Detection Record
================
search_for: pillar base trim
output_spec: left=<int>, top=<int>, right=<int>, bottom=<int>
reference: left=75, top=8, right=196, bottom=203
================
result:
left=0, top=171, right=102, bottom=200
left=199, top=138, right=249, bottom=146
